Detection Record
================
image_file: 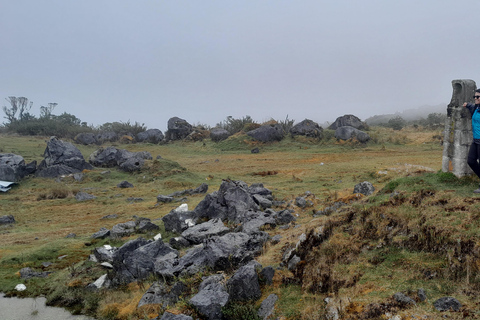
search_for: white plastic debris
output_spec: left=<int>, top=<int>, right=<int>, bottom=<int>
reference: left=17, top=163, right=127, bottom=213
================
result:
left=15, top=284, right=26, bottom=291
left=154, top=233, right=162, bottom=241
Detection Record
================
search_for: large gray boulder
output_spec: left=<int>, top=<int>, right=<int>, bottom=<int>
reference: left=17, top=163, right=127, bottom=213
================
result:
left=181, top=218, right=229, bottom=244
left=227, top=260, right=262, bottom=302
left=136, top=129, right=164, bottom=144
left=189, top=274, right=229, bottom=320
left=353, top=181, right=375, bottom=196
left=334, top=126, right=370, bottom=143
left=138, top=281, right=187, bottom=308
left=74, top=132, right=97, bottom=145
left=96, top=131, right=118, bottom=144
left=0, top=153, right=32, bottom=182
left=165, top=117, right=193, bottom=141
left=89, top=146, right=152, bottom=172
left=0, top=215, right=15, bottom=225
left=210, top=128, right=230, bottom=142
left=329, top=114, right=368, bottom=130
left=36, top=137, right=93, bottom=178
left=290, top=119, right=323, bottom=138
left=247, top=124, right=284, bottom=142
left=110, top=238, right=178, bottom=286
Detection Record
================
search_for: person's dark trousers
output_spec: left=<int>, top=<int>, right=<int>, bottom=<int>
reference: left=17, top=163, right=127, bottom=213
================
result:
left=467, top=142, right=480, bottom=179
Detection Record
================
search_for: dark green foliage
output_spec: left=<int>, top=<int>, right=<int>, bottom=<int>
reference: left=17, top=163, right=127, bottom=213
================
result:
left=96, top=120, right=147, bottom=136
left=387, top=116, right=406, bottom=130
left=217, top=115, right=256, bottom=135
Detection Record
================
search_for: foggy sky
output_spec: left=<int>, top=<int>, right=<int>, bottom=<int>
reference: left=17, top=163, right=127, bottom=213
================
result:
left=1, top=1, right=479, bottom=131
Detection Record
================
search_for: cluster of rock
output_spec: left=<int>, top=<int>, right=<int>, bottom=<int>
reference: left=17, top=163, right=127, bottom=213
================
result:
left=329, top=114, right=370, bottom=143
left=88, top=146, right=153, bottom=172
left=88, top=180, right=295, bottom=319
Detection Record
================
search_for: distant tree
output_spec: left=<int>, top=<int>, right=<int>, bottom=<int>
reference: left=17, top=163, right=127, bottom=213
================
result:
left=387, top=116, right=406, bottom=130
left=217, top=115, right=256, bottom=134
left=40, top=103, right=57, bottom=119
left=2, top=96, right=33, bottom=123
left=425, top=113, right=446, bottom=128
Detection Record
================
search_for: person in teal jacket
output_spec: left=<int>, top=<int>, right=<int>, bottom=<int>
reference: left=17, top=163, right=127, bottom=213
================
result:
left=464, top=89, right=480, bottom=192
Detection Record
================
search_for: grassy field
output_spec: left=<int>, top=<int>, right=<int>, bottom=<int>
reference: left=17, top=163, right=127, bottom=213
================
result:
left=1, top=127, right=479, bottom=319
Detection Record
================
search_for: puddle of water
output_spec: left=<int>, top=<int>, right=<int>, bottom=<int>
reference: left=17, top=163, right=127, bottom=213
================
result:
left=0, top=293, right=94, bottom=320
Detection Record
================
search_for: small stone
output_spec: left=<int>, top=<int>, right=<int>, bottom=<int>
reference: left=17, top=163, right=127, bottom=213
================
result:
left=433, top=297, right=461, bottom=312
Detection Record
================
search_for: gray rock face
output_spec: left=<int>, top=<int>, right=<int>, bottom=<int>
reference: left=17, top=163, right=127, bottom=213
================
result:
left=0, top=215, right=15, bottom=225
left=393, top=292, right=415, bottom=305
left=110, top=221, right=137, bottom=237
left=329, top=114, right=367, bottom=130
left=75, top=191, right=96, bottom=201
left=74, top=132, right=97, bottom=145
left=247, top=124, right=284, bottom=142
left=162, top=209, right=197, bottom=233
left=136, top=129, right=164, bottom=144
left=227, top=260, right=262, bottom=302
left=433, top=297, right=462, bottom=311
left=89, top=146, right=152, bottom=172
left=258, top=294, right=278, bottom=320
left=290, top=119, right=323, bottom=138
left=157, top=313, right=193, bottom=320
left=19, top=267, right=51, bottom=279
left=91, top=227, right=110, bottom=239
left=165, top=117, right=193, bottom=141
left=189, top=274, right=229, bottom=320
left=0, top=153, right=30, bottom=182
left=181, top=218, right=230, bottom=244
left=110, top=238, right=178, bottom=286
left=96, top=131, right=119, bottom=144
left=260, top=266, right=275, bottom=285
left=36, top=137, right=93, bottom=178
left=117, top=180, right=134, bottom=188
left=353, top=181, right=375, bottom=196
left=138, top=281, right=186, bottom=308
left=334, top=126, right=370, bottom=143
left=210, top=128, right=230, bottom=142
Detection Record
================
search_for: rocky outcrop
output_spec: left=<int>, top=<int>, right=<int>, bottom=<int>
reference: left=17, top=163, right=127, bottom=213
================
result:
left=165, top=117, right=193, bottom=141
left=89, top=146, right=152, bottom=172
left=210, top=128, right=230, bottom=142
left=136, top=129, right=164, bottom=144
left=290, top=119, right=323, bottom=138
left=334, top=126, right=370, bottom=143
left=36, top=137, right=93, bottom=178
left=74, top=132, right=97, bottom=145
left=0, top=153, right=35, bottom=182
left=247, top=124, right=284, bottom=142
left=329, top=114, right=368, bottom=130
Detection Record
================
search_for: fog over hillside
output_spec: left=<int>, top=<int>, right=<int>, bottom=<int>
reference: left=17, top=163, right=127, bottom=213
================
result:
left=364, top=103, right=446, bottom=126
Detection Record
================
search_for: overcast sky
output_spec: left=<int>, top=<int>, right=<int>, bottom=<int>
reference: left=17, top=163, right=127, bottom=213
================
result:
left=1, top=1, right=478, bottom=131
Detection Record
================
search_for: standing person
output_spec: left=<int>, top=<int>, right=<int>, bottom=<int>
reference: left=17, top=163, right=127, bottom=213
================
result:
left=464, top=89, right=480, bottom=192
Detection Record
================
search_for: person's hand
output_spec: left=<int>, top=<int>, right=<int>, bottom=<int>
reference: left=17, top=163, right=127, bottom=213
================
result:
left=463, top=102, right=468, bottom=107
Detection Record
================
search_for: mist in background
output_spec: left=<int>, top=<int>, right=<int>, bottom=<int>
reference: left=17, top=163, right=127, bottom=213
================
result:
left=1, top=1, right=478, bottom=131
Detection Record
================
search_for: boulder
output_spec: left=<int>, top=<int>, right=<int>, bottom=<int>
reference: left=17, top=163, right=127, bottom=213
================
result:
left=110, top=221, right=137, bottom=237
left=247, top=124, right=284, bottom=142
left=260, top=266, right=275, bottom=285
left=138, top=281, right=187, bottom=308
left=181, top=218, right=229, bottom=244
left=36, top=137, right=93, bottom=178
left=75, top=191, right=96, bottom=201
left=162, top=209, right=197, bottom=233
left=334, top=126, right=370, bottom=143
left=189, top=274, right=229, bottom=320
left=168, top=183, right=209, bottom=198
left=136, top=129, right=165, bottom=144
left=227, top=260, right=262, bottom=302
left=393, top=292, right=415, bottom=306
left=74, top=132, right=97, bottom=145
left=433, top=297, right=462, bottom=312
left=329, top=114, right=368, bottom=130
left=210, top=128, right=230, bottom=142
left=0, top=215, right=15, bottom=225
left=258, top=294, right=278, bottom=320
left=0, top=153, right=30, bottom=182
left=89, top=146, right=152, bottom=171
left=156, top=313, right=193, bottom=320
left=353, top=181, right=375, bottom=196
left=96, top=131, right=119, bottom=144
left=91, top=227, right=110, bottom=239
left=165, top=117, right=193, bottom=141
left=117, top=180, right=134, bottom=188
left=110, top=238, right=178, bottom=286
left=290, top=119, right=323, bottom=138
left=93, top=245, right=117, bottom=262
left=19, top=267, right=51, bottom=279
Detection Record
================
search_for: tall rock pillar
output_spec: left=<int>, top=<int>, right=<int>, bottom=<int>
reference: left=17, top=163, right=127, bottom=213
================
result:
left=442, top=79, right=476, bottom=177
